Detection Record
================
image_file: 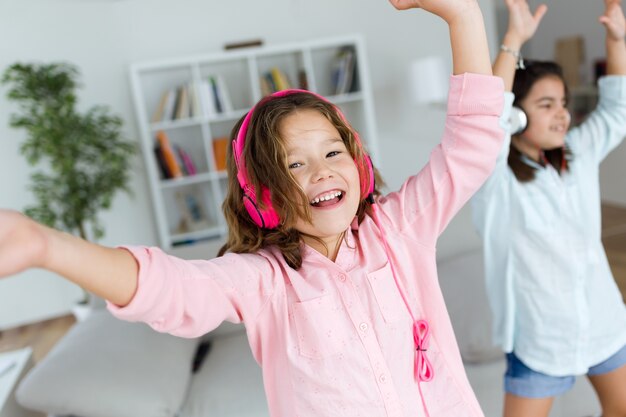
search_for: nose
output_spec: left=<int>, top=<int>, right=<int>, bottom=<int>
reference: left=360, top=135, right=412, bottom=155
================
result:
left=558, top=107, right=571, bottom=124
left=311, top=160, right=334, bottom=183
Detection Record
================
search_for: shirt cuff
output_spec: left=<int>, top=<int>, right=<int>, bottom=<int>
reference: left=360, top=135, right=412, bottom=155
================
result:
left=447, top=73, right=504, bottom=117
left=598, top=74, right=626, bottom=102
left=106, top=245, right=166, bottom=322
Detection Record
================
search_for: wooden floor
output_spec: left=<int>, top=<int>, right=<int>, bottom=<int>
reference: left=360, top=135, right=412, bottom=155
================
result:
left=1, top=202, right=626, bottom=363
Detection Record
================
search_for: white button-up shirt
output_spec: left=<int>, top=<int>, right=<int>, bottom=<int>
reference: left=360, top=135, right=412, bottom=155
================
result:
left=472, top=75, right=626, bottom=376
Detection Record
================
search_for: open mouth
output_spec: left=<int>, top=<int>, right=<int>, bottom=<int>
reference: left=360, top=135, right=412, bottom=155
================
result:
left=310, top=190, right=344, bottom=207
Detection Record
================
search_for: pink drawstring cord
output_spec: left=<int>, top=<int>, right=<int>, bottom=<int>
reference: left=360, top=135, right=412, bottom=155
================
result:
left=370, top=202, right=432, bottom=417
left=414, top=320, right=433, bottom=382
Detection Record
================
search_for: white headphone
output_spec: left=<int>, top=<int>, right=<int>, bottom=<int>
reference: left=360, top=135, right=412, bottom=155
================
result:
left=509, top=106, right=528, bottom=135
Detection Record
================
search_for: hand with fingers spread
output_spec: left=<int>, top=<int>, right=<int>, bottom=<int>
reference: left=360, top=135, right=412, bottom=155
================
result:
left=494, top=0, right=547, bottom=90
left=600, top=0, right=626, bottom=75
left=504, top=0, right=547, bottom=46
left=600, top=0, right=626, bottom=41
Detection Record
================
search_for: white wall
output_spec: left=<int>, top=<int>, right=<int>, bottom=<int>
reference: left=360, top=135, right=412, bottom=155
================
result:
left=496, top=0, right=626, bottom=206
left=0, top=0, right=499, bottom=329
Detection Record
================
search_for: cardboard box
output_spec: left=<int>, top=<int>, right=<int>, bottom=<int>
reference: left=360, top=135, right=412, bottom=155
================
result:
left=554, top=36, right=585, bottom=87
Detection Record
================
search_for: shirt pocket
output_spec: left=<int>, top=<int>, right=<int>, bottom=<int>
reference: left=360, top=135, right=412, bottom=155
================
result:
left=366, top=262, right=408, bottom=323
left=521, top=193, right=556, bottom=233
left=418, top=337, right=471, bottom=416
left=291, top=294, right=351, bottom=359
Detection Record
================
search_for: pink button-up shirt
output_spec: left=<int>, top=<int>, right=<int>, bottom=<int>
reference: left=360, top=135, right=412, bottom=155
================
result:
left=109, top=73, right=504, bottom=417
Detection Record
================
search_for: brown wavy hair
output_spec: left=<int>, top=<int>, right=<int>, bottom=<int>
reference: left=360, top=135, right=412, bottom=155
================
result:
left=217, top=91, right=384, bottom=269
left=509, top=60, right=571, bottom=182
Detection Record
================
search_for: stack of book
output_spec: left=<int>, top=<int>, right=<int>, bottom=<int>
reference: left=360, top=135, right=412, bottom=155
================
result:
left=153, top=131, right=197, bottom=179
left=152, top=75, right=233, bottom=123
left=260, top=67, right=293, bottom=96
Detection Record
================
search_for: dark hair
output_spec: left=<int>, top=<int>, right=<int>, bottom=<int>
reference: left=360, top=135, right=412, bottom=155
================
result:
left=218, top=92, right=384, bottom=269
left=509, top=60, right=571, bottom=182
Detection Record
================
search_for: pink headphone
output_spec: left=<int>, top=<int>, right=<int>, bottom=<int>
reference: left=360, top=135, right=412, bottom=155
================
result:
left=231, top=89, right=375, bottom=229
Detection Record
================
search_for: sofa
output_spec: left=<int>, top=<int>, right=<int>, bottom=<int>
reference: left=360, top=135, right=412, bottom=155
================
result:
left=15, top=247, right=601, bottom=417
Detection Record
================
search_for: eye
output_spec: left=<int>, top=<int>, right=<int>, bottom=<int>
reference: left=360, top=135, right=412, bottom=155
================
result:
left=288, top=162, right=302, bottom=169
left=326, top=150, right=341, bottom=158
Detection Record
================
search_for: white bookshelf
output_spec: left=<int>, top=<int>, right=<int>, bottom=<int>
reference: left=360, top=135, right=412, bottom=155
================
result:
left=129, top=35, right=379, bottom=248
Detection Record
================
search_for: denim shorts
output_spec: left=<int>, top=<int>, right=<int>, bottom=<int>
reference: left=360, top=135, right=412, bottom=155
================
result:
left=504, top=344, right=626, bottom=398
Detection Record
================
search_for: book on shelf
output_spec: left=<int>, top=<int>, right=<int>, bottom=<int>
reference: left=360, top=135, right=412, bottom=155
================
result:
left=260, top=75, right=272, bottom=97
left=298, top=69, right=308, bottom=91
left=260, top=68, right=292, bottom=95
left=152, top=90, right=169, bottom=123
left=175, top=189, right=210, bottom=233
left=152, top=88, right=177, bottom=123
left=176, top=145, right=197, bottom=176
left=174, top=85, right=190, bottom=120
left=198, top=80, right=217, bottom=117
left=214, top=75, right=233, bottom=113
left=212, top=136, right=229, bottom=171
left=155, top=131, right=183, bottom=178
left=188, top=82, right=202, bottom=118
left=333, top=46, right=356, bottom=95
left=153, top=144, right=170, bottom=179
left=209, top=77, right=223, bottom=113
left=263, top=73, right=277, bottom=95
left=270, top=67, right=291, bottom=91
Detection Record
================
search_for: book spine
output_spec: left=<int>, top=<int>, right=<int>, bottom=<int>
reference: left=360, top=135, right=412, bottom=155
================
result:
left=155, top=131, right=183, bottom=178
left=177, top=146, right=197, bottom=175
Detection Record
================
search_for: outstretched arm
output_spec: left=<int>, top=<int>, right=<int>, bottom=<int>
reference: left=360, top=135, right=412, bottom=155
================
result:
left=388, top=0, right=492, bottom=75
left=493, top=0, right=547, bottom=91
left=0, top=209, right=138, bottom=306
left=601, top=0, right=626, bottom=75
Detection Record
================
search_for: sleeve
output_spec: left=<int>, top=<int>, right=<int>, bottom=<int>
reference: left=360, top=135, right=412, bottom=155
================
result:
left=567, top=75, right=626, bottom=163
left=106, top=246, right=277, bottom=338
left=375, top=73, right=505, bottom=245
left=471, top=92, right=514, bottom=236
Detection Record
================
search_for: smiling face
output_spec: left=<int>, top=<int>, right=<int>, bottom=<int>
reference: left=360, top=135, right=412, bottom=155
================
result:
left=280, top=109, right=361, bottom=256
left=518, top=75, right=571, bottom=151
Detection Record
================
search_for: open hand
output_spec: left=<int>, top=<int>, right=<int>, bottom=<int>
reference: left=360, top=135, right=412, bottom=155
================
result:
left=0, top=210, right=47, bottom=278
left=600, top=0, right=626, bottom=41
left=505, top=0, right=547, bottom=44
left=388, top=0, right=480, bottom=24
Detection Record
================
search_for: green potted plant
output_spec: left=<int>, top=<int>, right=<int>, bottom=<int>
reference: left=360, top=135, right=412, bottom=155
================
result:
left=2, top=62, right=135, bottom=318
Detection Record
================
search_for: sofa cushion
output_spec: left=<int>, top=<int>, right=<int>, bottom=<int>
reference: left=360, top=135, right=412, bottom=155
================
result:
left=438, top=249, right=502, bottom=363
left=16, top=309, right=198, bottom=417
left=181, top=330, right=269, bottom=417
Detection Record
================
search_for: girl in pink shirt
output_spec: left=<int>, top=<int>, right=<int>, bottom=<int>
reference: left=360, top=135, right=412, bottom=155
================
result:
left=0, top=1, right=504, bottom=416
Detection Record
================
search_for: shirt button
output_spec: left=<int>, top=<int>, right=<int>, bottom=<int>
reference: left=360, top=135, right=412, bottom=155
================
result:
left=338, top=274, right=346, bottom=282
left=379, top=374, right=386, bottom=383
left=359, top=322, right=368, bottom=331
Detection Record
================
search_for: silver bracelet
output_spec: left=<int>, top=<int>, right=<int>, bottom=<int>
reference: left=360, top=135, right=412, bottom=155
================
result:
left=500, top=44, right=525, bottom=70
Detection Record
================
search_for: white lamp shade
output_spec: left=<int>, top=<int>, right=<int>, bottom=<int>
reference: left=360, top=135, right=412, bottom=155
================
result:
left=409, top=56, right=448, bottom=105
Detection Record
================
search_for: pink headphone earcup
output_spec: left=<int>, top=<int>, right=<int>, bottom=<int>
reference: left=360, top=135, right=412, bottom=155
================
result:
left=361, top=155, right=375, bottom=197
left=242, top=187, right=280, bottom=229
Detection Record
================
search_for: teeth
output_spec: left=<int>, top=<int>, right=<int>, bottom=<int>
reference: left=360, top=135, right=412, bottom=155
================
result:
left=310, top=191, right=342, bottom=204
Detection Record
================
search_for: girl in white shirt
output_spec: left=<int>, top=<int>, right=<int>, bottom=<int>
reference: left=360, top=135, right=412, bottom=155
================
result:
left=472, top=1, right=626, bottom=416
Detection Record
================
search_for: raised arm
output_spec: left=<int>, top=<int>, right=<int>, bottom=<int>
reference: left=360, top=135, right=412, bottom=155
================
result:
left=601, top=0, right=626, bottom=75
left=0, top=209, right=138, bottom=306
left=388, top=0, right=492, bottom=75
left=493, top=0, right=547, bottom=91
